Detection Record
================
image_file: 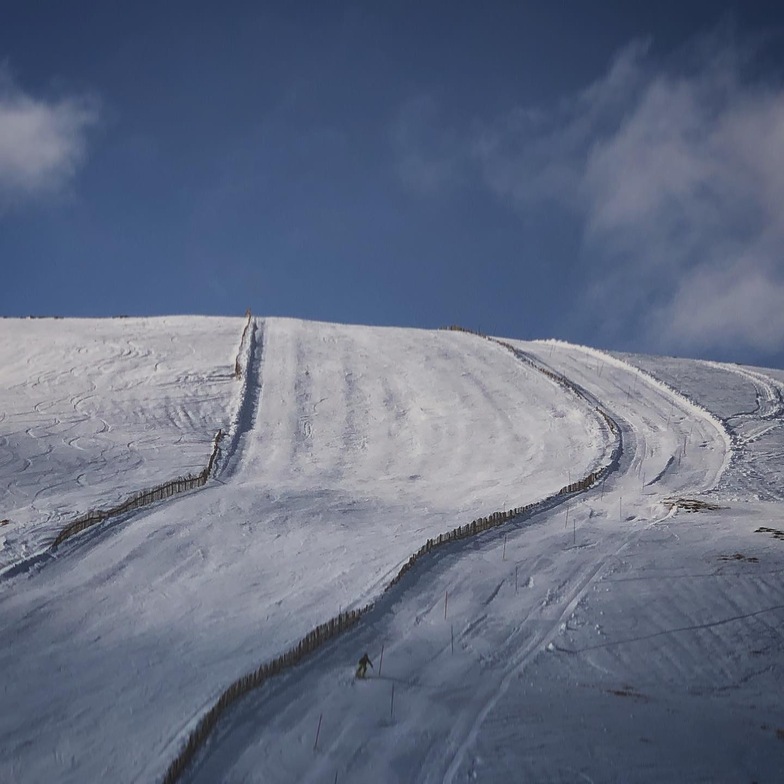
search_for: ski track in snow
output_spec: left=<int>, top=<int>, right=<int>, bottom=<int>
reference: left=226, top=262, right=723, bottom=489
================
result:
left=0, top=317, right=243, bottom=573
left=436, top=340, right=731, bottom=783
left=178, top=338, right=752, bottom=784
left=0, top=319, right=607, bottom=784
left=620, top=352, right=784, bottom=504
left=2, top=321, right=783, bottom=784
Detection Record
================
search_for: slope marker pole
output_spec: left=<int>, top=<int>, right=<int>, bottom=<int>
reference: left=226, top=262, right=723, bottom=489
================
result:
left=378, top=643, right=385, bottom=677
left=314, top=713, right=323, bottom=751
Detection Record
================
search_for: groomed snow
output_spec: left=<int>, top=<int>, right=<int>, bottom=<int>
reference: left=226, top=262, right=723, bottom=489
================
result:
left=0, top=318, right=610, bottom=784
left=618, top=351, right=784, bottom=504
left=1, top=320, right=782, bottom=783
left=180, top=337, right=783, bottom=784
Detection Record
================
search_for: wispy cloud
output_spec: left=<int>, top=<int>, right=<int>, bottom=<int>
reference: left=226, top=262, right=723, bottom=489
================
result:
left=475, top=31, right=784, bottom=357
left=0, top=67, right=99, bottom=206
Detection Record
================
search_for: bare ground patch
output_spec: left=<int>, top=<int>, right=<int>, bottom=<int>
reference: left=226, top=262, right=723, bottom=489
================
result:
left=755, top=526, right=784, bottom=542
left=606, top=685, right=649, bottom=702
left=718, top=553, right=759, bottom=563
left=665, top=498, right=722, bottom=513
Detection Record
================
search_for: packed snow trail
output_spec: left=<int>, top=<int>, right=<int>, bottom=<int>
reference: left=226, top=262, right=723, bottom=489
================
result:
left=447, top=347, right=784, bottom=783
left=438, top=339, right=732, bottom=782
left=0, top=319, right=606, bottom=784
left=183, top=338, right=738, bottom=784
left=624, top=351, right=784, bottom=503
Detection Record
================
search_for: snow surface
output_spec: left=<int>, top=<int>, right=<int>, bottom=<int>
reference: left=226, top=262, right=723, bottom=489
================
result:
left=0, top=316, right=243, bottom=570
left=1, top=319, right=782, bottom=783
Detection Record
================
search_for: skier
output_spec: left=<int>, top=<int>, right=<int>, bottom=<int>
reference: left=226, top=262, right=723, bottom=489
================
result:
left=355, top=652, right=373, bottom=679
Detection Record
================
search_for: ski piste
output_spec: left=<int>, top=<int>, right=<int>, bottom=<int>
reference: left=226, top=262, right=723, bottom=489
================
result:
left=1, top=317, right=782, bottom=784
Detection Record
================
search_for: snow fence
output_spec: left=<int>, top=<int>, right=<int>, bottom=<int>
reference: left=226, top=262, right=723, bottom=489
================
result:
left=159, top=325, right=623, bottom=784
left=50, top=312, right=256, bottom=552
left=49, top=429, right=224, bottom=550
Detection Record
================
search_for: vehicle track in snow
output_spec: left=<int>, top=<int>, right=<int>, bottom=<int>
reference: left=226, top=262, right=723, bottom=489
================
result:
left=707, top=362, right=784, bottom=503
left=705, top=361, right=784, bottom=443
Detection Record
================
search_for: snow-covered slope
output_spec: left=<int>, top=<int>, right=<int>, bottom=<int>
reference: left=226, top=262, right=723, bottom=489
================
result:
left=0, top=318, right=608, bottom=784
left=0, top=316, right=243, bottom=570
left=1, top=319, right=782, bottom=784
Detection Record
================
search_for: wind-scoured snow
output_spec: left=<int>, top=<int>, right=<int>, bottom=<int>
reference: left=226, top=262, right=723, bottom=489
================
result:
left=0, top=318, right=609, bottom=784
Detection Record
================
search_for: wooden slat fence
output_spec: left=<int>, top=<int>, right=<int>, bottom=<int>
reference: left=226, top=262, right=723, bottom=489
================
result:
left=50, top=309, right=255, bottom=552
left=49, top=429, right=224, bottom=551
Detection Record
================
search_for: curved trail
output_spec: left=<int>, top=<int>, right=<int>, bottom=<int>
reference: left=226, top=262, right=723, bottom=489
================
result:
left=718, top=364, right=784, bottom=502
left=437, top=340, right=728, bottom=783
left=0, top=321, right=608, bottom=784
left=165, top=331, right=622, bottom=783
left=180, top=338, right=731, bottom=784
left=712, top=361, right=784, bottom=443
left=621, top=352, right=784, bottom=504
left=438, top=340, right=730, bottom=783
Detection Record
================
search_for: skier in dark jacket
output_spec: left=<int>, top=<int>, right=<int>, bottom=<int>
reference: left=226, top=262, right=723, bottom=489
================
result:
left=356, top=652, right=373, bottom=679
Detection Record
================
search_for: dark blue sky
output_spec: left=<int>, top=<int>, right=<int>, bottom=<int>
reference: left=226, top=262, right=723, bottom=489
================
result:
left=2, top=2, right=784, bottom=366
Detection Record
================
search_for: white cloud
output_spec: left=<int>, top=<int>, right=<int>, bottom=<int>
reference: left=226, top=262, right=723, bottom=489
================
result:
left=475, top=32, right=784, bottom=357
left=0, top=68, right=99, bottom=205
left=657, top=256, right=784, bottom=352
